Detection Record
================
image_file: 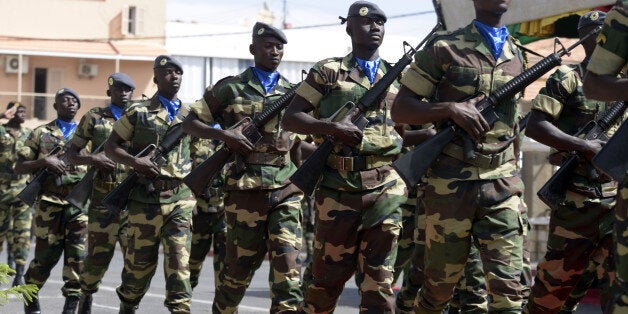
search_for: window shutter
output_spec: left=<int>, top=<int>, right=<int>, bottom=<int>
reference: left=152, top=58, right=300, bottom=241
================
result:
left=121, top=5, right=129, bottom=35
left=137, top=7, right=145, bottom=35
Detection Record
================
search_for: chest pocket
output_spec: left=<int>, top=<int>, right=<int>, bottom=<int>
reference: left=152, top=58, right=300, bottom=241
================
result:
left=92, top=118, right=113, bottom=149
left=40, top=132, right=61, bottom=155
left=133, top=112, right=163, bottom=150
left=437, top=65, right=479, bottom=102
left=225, top=98, right=263, bottom=127
left=318, top=84, right=361, bottom=120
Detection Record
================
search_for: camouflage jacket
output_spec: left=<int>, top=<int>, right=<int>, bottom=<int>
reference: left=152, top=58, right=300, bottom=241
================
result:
left=533, top=63, right=626, bottom=198
left=19, top=120, right=86, bottom=205
left=191, top=67, right=297, bottom=191
left=112, top=94, right=192, bottom=204
left=295, top=52, right=403, bottom=191
left=588, top=7, right=628, bottom=77
left=71, top=106, right=131, bottom=194
left=0, top=124, right=31, bottom=200
left=190, top=135, right=225, bottom=213
left=401, top=22, right=526, bottom=181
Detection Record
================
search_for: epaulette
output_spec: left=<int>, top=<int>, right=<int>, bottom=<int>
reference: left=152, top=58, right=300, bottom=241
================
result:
left=212, top=75, right=237, bottom=90
left=425, top=27, right=465, bottom=47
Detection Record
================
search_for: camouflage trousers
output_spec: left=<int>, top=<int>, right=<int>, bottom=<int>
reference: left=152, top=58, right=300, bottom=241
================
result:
left=526, top=190, right=615, bottom=314
left=189, top=202, right=226, bottom=289
left=213, top=184, right=303, bottom=314
left=302, top=171, right=406, bottom=313
left=416, top=176, right=526, bottom=314
left=0, top=196, right=32, bottom=266
left=25, top=200, right=87, bottom=297
left=609, top=180, right=628, bottom=313
left=116, top=197, right=194, bottom=313
left=392, top=190, right=418, bottom=285
left=80, top=191, right=128, bottom=294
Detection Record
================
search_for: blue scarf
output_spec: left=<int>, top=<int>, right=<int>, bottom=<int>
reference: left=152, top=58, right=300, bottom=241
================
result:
left=355, top=57, right=381, bottom=84
left=109, top=103, right=124, bottom=121
left=252, top=67, right=280, bottom=93
left=158, top=95, right=182, bottom=122
left=473, top=20, right=509, bottom=60
left=56, top=119, right=77, bottom=140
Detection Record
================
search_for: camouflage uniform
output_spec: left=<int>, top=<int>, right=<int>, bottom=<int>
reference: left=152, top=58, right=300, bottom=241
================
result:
left=295, top=53, right=407, bottom=313
left=526, top=62, right=621, bottom=313
left=19, top=121, right=87, bottom=297
left=71, top=106, right=129, bottom=295
left=0, top=124, right=32, bottom=267
left=400, top=23, right=527, bottom=313
left=188, top=135, right=226, bottom=289
left=113, top=95, right=195, bottom=313
left=587, top=6, right=628, bottom=312
left=193, top=68, right=304, bottom=313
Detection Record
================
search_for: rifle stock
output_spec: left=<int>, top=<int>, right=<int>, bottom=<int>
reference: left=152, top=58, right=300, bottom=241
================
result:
left=17, top=145, right=63, bottom=206
left=393, top=27, right=603, bottom=188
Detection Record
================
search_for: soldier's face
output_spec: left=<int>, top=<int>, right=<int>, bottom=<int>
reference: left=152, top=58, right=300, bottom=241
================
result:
left=473, top=0, right=511, bottom=15
left=109, top=84, right=134, bottom=107
left=12, top=106, right=26, bottom=123
left=54, top=94, right=79, bottom=121
left=251, top=37, right=284, bottom=72
left=347, top=17, right=385, bottom=50
left=154, top=67, right=182, bottom=96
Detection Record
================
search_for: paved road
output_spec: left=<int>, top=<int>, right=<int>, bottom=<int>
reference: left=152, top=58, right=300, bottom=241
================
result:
left=0, top=246, right=602, bottom=313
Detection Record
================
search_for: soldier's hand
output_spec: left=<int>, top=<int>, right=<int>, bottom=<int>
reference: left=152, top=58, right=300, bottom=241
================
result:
left=331, top=120, right=363, bottom=147
left=92, top=152, right=116, bottom=171
left=223, top=128, right=254, bottom=156
left=133, top=155, right=160, bottom=179
left=44, top=155, right=66, bottom=175
left=581, top=139, right=605, bottom=162
left=0, top=105, right=17, bottom=120
left=450, top=95, right=490, bottom=142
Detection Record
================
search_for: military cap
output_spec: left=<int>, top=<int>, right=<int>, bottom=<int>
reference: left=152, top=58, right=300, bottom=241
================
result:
left=6, top=101, right=24, bottom=110
left=153, top=55, right=184, bottom=74
left=341, top=1, right=387, bottom=24
left=252, top=22, right=288, bottom=44
left=578, top=10, right=606, bottom=30
left=108, top=72, right=136, bottom=90
left=55, top=87, right=81, bottom=107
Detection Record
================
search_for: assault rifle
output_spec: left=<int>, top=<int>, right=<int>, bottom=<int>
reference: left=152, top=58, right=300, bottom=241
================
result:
left=392, top=26, right=602, bottom=188
left=289, top=23, right=442, bottom=196
left=18, top=145, right=64, bottom=206
left=538, top=101, right=627, bottom=207
left=592, top=105, right=628, bottom=183
left=183, top=82, right=301, bottom=197
left=65, top=142, right=106, bottom=210
left=101, top=123, right=186, bottom=212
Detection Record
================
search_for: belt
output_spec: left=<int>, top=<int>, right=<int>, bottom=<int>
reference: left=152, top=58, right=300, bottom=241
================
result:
left=93, top=181, right=120, bottom=190
left=442, top=144, right=514, bottom=169
left=245, top=152, right=287, bottom=166
left=326, top=155, right=394, bottom=172
left=151, top=178, right=183, bottom=191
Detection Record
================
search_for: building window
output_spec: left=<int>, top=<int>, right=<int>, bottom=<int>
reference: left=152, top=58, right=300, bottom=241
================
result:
left=122, top=5, right=144, bottom=35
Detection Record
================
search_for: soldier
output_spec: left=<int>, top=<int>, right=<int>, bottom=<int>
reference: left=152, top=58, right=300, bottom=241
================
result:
left=182, top=22, right=304, bottom=313
left=66, top=73, right=136, bottom=313
left=391, top=0, right=528, bottom=312
left=0, top=101, right=32, bottom=286
left=104, top=56, right=195, bottom=314
left=282, top=2, right=407, bottom=312
left=188, top=120, right=227, bottom=290
left=15, top=87, right=87, bottom=314
left=583, top=1, right=628, bottom=312
left=524, top=11, right=620, bottom=313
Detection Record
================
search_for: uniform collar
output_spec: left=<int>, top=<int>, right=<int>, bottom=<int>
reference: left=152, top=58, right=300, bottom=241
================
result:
left=465, top=23, right=517, bottom=64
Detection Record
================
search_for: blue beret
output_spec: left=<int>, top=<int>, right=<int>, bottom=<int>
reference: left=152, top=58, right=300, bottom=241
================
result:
left=343, top=1, right=387, bottom=23
left=108, top=72, right=136, bottom=90
left=578, top=10, right=606, bottom=30
left=252, top=22, right=288, bottom=44
left=55, top=87, right=81, bottom=107
left=154, top=55, right=184, bottom=73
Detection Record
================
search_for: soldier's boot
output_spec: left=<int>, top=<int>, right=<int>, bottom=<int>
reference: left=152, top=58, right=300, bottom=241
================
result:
left=119, top=302, right=137, bottom=314
left=7, top=250, right=15, bottom=270
left=62, top=296, right=80, bottom=314
left=24, top=292, right=40, bottom=314
left=12, top=264, right=25, bottom=287
left=78, top=293, right=93, bottom=314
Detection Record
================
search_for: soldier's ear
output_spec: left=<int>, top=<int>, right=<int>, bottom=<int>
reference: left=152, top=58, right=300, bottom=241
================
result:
left=106, top=90, right=111, bottom=97
left=249, top=43, right=255, bottom=56
left=153, top=76, right=157, bottom=84
left=346, top=24, right=352, bottom=37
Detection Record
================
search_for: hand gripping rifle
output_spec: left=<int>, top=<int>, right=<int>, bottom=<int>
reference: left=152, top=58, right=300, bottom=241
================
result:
left=592, top=103, right=628, bottom=183
left=183, top=82, right=301, bottom=197
left=64, top=142, right=106, bottom=210
left=18, top=145, right=64, bottom=206
left=537, top=101, right=627, bottom=207
left=289, top=23, right=442, bottom=196
left=101, top=123, right=186, bottom=212
left=392, top=26, right=603, bottom=188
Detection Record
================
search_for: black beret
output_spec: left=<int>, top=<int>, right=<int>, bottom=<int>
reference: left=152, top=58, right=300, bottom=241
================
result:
left=344, top=1, right=387, bottom=23
left=578, top=10, right=606, bottom=30
left=6, top=101, right=24, bottom=110
left=153, top=55, right=184, bottom=73
left=108, top=72, right=136, bottom=90
left=55, top=87, right=81, bottom=107
left=252, top=22, right=288, bottom=44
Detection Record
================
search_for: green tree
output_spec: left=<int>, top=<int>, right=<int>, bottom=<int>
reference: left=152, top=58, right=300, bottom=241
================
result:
left=0, top=263, right=38, bottom=306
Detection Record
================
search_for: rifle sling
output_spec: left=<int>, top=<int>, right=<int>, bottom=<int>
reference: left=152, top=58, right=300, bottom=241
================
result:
left=442, top=144, right=515, bottom=169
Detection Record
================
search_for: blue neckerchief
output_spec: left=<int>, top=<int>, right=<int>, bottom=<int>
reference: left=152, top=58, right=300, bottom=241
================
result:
left=355, top=57, right=381, bottom=84
left=252, top=67, right=280, bottom=93
left=473, top=20, right=509, bottom=60
left=56, top=119, right=77, bottom=140
left=109, top=103, right=124, bottom=121
left=158, top=95, right=182, bottom=122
